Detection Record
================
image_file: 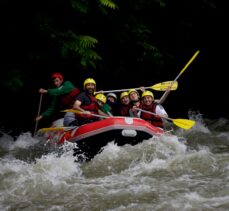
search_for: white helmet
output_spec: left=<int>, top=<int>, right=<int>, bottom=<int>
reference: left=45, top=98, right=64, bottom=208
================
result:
left=107, top=93, right=117, bottom=101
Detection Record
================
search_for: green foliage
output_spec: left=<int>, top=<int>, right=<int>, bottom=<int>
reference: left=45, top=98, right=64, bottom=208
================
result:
left=79, top=35, right=98, bottom=48
left=154, top=0, right=166, bottom=8
left=137, top=41, right=163, bottom=64
left=70, top=0, right=118, bottom=13
left=70, top=0, right=89, bottom=13
left=60, top=32, right=102, bottom=69
left=132, top=23, right=163, bottom=63
left=99, top=0, right=118, bottom=9
left=38, top=0, right=118, bottom=69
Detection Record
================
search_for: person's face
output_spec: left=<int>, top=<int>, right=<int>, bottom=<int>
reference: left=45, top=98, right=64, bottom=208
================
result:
left=108, top=96, right=116, bottom=103
left=85, top=83, right=95, bottom=94
left=129, top=92, right=139, bottom=101
left=53, top=77, right=63, bottom=88
left=142, top=96, right=153, bottom=106
left=96, top=100, right=104, bottom=107
left=121, top=96, right=130, bottom=105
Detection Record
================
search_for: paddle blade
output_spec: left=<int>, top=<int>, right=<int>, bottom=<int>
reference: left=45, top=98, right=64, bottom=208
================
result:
left=38, top=127, right=65, bottom=132
left=151, top=81, right=178, bottom=91
left=38, top=126, right=76, bottom=132
left=172, top=119, right=196, bottom=130
left=62, top=109, right=77, bottom=113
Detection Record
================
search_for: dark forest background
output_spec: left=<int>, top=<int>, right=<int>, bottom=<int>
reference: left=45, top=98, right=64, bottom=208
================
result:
left=0, top=0, right=228, bottom=135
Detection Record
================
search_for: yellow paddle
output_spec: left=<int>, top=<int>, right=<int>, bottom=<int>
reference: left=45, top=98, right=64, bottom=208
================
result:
left=95, top=81, right=178, bottom=94
left=136, top=108, right=196, bottom=130
left=172, top=50, right=200, bottom=82
left=158, top=50, right=200, bottom=104
left=38, top=110, right=109, bottom=133
left=171, top=118, right=196, bottom=130
left=147, top=81, right=178, bottom=91
left=38, top=126, right=76, bottom=132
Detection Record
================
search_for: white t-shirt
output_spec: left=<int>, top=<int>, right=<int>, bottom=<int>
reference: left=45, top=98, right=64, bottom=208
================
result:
left=155, top=104, right=167, bottom=116
left=136, top=104, right=168, bottom=118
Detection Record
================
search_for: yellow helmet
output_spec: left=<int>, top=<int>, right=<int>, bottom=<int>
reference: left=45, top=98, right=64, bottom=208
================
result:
left=120, top=91, right=129, bottom=99
left=128, top=89, right=139, bottom=96
left=83, top=78, right=96, bottom=89
left=141, top=90, right=154, bottom=98
left=95, top=93, right=107, bottom=104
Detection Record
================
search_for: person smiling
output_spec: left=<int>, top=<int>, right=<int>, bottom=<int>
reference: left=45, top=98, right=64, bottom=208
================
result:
left=35, top=72, right=80, bottom=126
left=137, top=90, right=168, bottom=128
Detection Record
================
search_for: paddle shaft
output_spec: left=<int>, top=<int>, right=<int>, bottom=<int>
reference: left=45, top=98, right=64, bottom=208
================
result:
left=136, top=108, right=196, bottom=130
left=96, top=87, right=145, bottom=94
left=158, top=50, right=200, bottom=104
left=39, top=110, right=110, bottom=132
left=63, top=109, right=109, bottom=119
left=34, top=93, right=43, bottom=135
left=95, top=81, right=177, bottom=94
left=173, top=50, right=200, bottom=83
left=84, top=112, right=109, bottom=119
left=136, top=108, right=171, bottom=121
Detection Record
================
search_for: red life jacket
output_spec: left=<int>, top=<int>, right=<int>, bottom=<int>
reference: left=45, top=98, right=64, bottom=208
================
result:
left=77, top=94, right=99, bottom=120
left=130, top=100, right=141, bottom=107
left=140, top=103, right=163, bottom=128
left=118, top=104, right=132, bottom=116
left=60, top=87, right=80, bottom=108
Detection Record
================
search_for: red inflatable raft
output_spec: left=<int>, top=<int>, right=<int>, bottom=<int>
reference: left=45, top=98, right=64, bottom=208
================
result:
left=38, top=116, right=165, bottom=160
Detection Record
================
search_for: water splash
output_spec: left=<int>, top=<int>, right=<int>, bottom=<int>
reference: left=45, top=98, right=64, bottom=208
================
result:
left=0, top=120, right=229, bottom=210
left=188, top=110, right=210, bottom=133
left=0, top=132, right=39, bottom=150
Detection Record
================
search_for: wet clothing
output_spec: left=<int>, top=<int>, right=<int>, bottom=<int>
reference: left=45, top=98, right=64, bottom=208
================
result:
left=117, top=104, right=132, bottom=116
left=140, top=103, right=165, bottom=128
left=100, top=103, right=113, bottom=116
left=64, top=92, right=99, bottom=126
left=76, top=92, right=98, bottom=114
left=63, top=112, right=78, bottom=126
left=41, top=81, right=80, bottom=120
left=107, top=100, right=119, bottom=116
left=129, top=100, right=141, bottom=117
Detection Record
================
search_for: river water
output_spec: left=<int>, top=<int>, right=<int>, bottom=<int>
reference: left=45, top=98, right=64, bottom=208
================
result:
left=1, top=115, right=229, bottom=211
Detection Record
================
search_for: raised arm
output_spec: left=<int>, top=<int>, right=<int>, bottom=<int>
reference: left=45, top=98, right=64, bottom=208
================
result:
left=48, top=81, right=76, bottom=96
left=157, top=86, right=172, bottom=104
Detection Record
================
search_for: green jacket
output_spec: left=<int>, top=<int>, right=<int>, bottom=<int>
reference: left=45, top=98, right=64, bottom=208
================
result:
left=41, top=81, right=77, bottom=117
left=101, top=104, right=112, bottom=115
left=47, top=81, right=75, bottom=96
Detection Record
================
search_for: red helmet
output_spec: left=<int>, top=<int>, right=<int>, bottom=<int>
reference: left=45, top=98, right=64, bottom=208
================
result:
left=51, top=73, right=64, bottom=81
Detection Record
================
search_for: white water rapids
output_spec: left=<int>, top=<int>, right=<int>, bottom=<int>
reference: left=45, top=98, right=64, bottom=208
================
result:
left=0, top=116, right=229, bottom=210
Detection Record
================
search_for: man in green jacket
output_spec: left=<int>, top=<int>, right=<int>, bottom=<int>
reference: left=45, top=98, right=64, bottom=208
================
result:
left=35, top=72, right=80, bottom=126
